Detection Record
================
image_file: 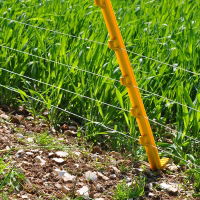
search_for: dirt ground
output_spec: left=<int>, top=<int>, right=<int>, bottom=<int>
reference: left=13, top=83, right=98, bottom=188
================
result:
left=0, top=105, right=197, bottom=200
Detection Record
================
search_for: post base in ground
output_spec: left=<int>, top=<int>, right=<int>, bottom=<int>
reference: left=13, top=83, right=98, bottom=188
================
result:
left=160, top=157, right=170, bottom=169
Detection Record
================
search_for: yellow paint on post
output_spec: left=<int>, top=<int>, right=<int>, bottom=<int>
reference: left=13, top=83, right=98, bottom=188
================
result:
left=95, top=0, right=169, bottom=170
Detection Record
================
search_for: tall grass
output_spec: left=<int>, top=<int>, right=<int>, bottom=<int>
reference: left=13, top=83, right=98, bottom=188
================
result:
left=0, top=0, right=199, bottom=167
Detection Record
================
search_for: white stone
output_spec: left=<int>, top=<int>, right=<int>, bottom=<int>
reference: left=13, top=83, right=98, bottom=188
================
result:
left=167, top=163, right=178, bottom=171
left=54, top=168, right=66, bottom=177
left=148, top=192, right=155, bottom=197
left=21, top=194, right=29, bottom=199
left=35, top=156, right=46, bottom=166
left=77, top=186, right=89, bottom=197
left=97, top=172, right=109, bottom=181
left=26, top=116, right=34, bottom=120
left=85, top=171, right=98, bottom=181
left=0, top=113, right=10, bottom=120
left=55, top=183, right=62, bottom=189
left=27, top=137, right=34, bottom=143
left=74, top=151, right=81, bottom=156
left=48, top=152, right=54, bottom=157
left=74, top=164, right=79, bottom=168
left=16, top=149, right=25, bottom=158
left=111, top=166, right=120, bottom=174
left=16, top=133, right=24, bottom=139
left=62, top=185, right=70, bottom=194
left=160, top=182, right=179, bottom=194
left=52, top=158, right=65, bottom=164
left=31, top=149, right=39, bottom=153
left=110, top=174, right=116, bottom=179
left=62, top=173, right=76, bottom=182
left=55, top=151, right=68, bottom=158
left=26, top=152, right=34, bottom=156
left=54, top=168, right=75, bottom=182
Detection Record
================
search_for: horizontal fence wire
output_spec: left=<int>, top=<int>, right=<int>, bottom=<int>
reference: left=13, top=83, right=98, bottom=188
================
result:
left=155, top=146, right=200, bottom=169
left=0, top=45, right=117, bottom=83
left=0, top=65, right=200, bottom=144
left=0, top=44, right=199, bottom=114
left=0, top=16, right=200, bottom=76
left=0, top=67, right=127, bottom=112
left=147, top=118, right=200, bottom=144
left=0, top=83, right=133, bottom=139
left=0, top=83, right=199, bottom=169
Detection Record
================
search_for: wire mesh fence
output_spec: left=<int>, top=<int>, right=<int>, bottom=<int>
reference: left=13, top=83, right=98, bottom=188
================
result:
left=0, top=0, right=199, bottom=169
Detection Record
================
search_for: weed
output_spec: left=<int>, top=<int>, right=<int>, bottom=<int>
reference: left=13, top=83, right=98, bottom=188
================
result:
left=186, top=169, right=200, bottom=196
left=35, top=132, right=65, bottom=150
left=0, top=158, right=25, bottom=192
left=113, top=177, right=146, bottom=200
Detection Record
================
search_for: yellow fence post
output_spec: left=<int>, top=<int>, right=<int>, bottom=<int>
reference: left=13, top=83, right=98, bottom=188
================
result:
left=95, top=0, right=169, bottom=170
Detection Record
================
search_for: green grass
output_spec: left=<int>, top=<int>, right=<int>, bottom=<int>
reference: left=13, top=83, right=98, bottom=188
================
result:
left=34, top=132, right=66, bottom=150
left=0, top=158, right=25, bottom=192
left=113, top=177, right=145, bottom=200
left=0, top=0, right=199, bottom=193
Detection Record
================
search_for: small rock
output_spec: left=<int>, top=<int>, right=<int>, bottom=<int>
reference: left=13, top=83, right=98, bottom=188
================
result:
left=6, top=146, right=11, bottom=150
left=16, top=149, right=25, bottom=158
left=95, top=198, right=105, bottom=200
left=74, top=151, right=81, bottom=156
left=54, top=169, right=66, bottom=177
left=0, top=113, right=10, bottom=120
left=62, top=173, right=76, bottom=182
left=97, top=172, right=109, bottom=181
left=136, top=168, right=144, bottom=172
left=148, top=182, right=154, bottom=191
left=50, top=127, right=56, bottom=133
left=26, top=116, right=34, bottom=120
left=54, top=169, right=76, bottom=182
left=64, top=130, right=77, bottom=137
left=111, top=166, right=120, bottom=174
left=35, top=156, right=46, bottom=166
left=68, top=125, right=77, bottom=131
left=16, top=133, right=24, bottom=139
left=55, top=183, right=62, bottom=189
left=77, top=186, right=89, bottom=197
left=159, top=182, right=179, bottom=195
left=74, top=164, right=79, bottom=168
left=62, top=185, right=70, bottom=194
left=31, top=149, right=39, bottom=153
left=148, top=192, right=155, bottom=197
left=110, top=174, right=117, bottom=180
left=52, top=158, right=65, bottom=164
left=27, top=138, right=34, bottom=143
left=58, top=138, right=64, bottom=141
left=21, top=194, right=29, bottom=199
left=96, top=183, right=104, bottom=192
left=167, top=163, right=179, bottom=171
left=127, top=182, right=132, bottom=187
left=85, top=171, right=98, bottom=181
left=26, top=152, right=34, bottom=156
left=55, top=151, right=68, bottom=158
left=11, top=114, right=24, bottom=124
left=48, top=152, right=54, bottom=157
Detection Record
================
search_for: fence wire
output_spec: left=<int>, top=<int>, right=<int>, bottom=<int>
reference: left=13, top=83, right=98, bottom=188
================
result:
left=0, top=16, right=200, bottom=76
left=0, top=44, right=199, bottom=114
left=0, top=65, right=199, bottom=145
left=0, top=83, right=199, bottom=170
